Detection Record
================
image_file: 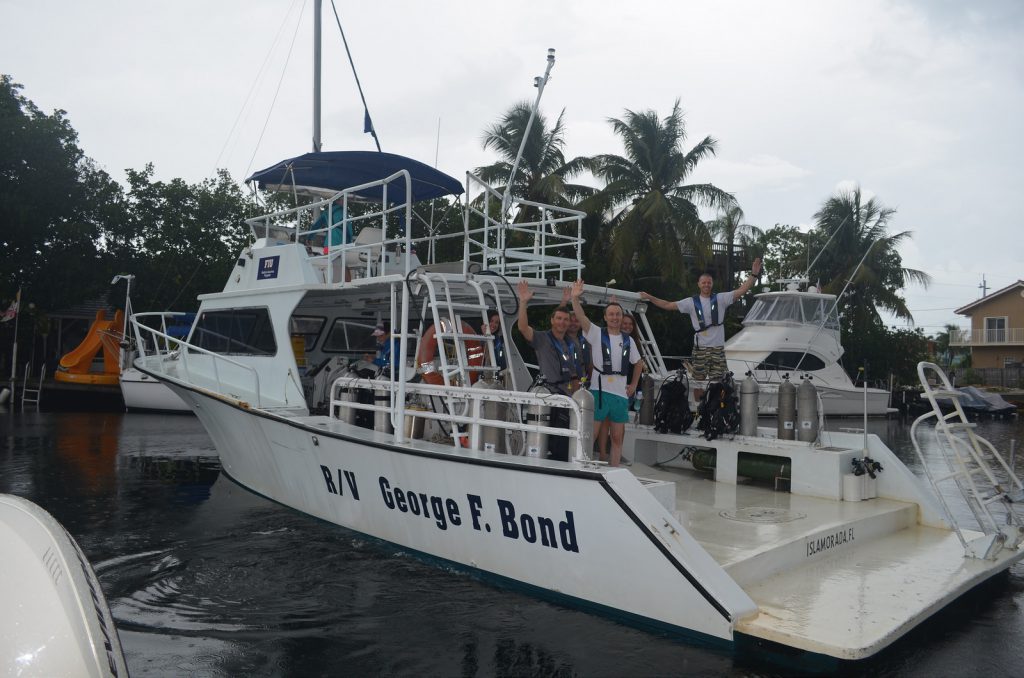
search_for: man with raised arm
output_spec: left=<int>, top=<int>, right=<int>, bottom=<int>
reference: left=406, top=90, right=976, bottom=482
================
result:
left=639, top=258, right=763, bottom=383
left=516, top=280, right=584, bottom=462
left=569, top=279, right=642, bottom=467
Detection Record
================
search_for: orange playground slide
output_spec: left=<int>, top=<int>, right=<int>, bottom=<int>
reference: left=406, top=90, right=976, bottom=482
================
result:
left=54, top=309, right=124, bottom=385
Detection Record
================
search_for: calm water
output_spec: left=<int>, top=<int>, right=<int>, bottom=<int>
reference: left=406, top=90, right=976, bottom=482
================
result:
left=2, top=410, right=1023, bottom=677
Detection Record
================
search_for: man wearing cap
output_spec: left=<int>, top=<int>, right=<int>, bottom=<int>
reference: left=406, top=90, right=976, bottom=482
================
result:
left=364, top=323, right=399, bottom=374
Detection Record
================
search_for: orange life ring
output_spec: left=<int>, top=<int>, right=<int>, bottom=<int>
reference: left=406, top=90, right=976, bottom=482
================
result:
left=416, top=321, right=485, bottom=385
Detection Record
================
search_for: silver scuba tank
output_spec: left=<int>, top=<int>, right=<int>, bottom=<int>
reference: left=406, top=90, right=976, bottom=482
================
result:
left=336, top=366, right=359, bottom=425
left=525, top=384, right=553, bottom=458
left=373, top=385, right=393, bottom=434
left=472, top=377, right=506, bottom=453
left=739, top=371, right=760, bottom=436
left=797, top=375, right=819, bottom=442
left=638, top=373, right=656, bottom=426
left=777, top=374, right=796, bottom=440
left=569, top=387, right=595, bottom=460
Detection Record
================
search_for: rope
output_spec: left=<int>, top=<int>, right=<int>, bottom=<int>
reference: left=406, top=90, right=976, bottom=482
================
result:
left=329, top=0, right=381, bottom=151
left=244, top=0, right=308, bottom=180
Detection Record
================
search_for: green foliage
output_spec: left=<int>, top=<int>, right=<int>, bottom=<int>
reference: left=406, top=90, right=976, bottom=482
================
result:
left=841, top=322, right=929, bottom=386
left=104, top=165, right=255, bottom=311
left=959, top=368, right=983, bottom=386
left=587, top=100, right=735, bottom=285
left=753, top=224, right=807, bottom=282
left=0, top=75, right=121, bottom=310
left=808, top=187, right=930, bottom=335
left=1, top=74, right=257, bottom=324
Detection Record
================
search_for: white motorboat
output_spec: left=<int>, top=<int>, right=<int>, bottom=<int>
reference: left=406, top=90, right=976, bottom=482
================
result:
left=725, top=279, right=892, bottom=416
left=1, top=493, right=128, bottom=677
left=130, top=45, right=1024, bottom=663
left=111, top=275, right=192, bottom=413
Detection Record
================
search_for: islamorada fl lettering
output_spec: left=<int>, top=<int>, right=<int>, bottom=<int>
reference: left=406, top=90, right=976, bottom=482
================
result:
left=806, top=527, right=854, bottom=557
left=318, top=466, right=580, bottom=553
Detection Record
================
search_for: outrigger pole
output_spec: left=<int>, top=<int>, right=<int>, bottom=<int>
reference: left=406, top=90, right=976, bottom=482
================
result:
left=313, top=0, right=322, bottom=152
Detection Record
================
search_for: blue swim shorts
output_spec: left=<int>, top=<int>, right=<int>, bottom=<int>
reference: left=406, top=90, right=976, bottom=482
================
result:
left=591, top=390, right=629, bottom=424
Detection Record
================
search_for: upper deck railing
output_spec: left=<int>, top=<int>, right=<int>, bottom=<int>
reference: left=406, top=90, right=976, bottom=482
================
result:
left=463, top=172, right=585, bottom=280
left=950, top=327, right=1024, bottom=346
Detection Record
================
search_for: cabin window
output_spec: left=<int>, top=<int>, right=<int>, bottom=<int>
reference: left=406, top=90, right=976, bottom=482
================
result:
left=290, top=315, right=327, bottom=352
left=190, top=308, right=277, bottom=356
left=321, top=318, right=375, bottom=353
left=754, top=351, right=826, bottom=372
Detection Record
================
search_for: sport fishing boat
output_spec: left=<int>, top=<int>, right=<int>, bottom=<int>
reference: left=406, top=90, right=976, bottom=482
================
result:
left=725, top=278, right=892, bottom=416
left=131, top=43, right=1024, bottom=663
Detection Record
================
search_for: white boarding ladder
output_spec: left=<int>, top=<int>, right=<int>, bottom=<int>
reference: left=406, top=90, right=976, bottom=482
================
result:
left=21, top=363, right=45, bottom=412
left=910, top=361, right=1024, bottom=559
left=413, top=273, right=510, bottom=388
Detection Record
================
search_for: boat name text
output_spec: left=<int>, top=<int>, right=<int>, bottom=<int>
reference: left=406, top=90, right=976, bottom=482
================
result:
left=318, top=466, right=578, bottom=552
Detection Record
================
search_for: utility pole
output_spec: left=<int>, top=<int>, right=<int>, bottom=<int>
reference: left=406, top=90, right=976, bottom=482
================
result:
left=979, top=274, right=989, bottom=297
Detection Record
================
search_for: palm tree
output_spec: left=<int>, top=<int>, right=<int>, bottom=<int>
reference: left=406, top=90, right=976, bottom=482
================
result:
left=475, top=101, right=593, bottom=220
left=808, top=186, right=930, bottom=335
left=588, top=99, right=735, bottom=283
left=707, top=205, right=763, bottom=287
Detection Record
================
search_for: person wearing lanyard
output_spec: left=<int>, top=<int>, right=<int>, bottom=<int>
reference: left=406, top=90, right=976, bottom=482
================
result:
left=569, top=279, right=642, bottom=467
left=640, top=258, right=762, bottom=394
left=516, top=280, right=581, bottom=462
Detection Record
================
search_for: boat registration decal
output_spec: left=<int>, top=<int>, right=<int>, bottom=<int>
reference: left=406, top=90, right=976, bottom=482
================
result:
left=318, top=465, right=579, bottom=553
left=806, top=527, right=854, bottom=557
left=258, top=255, right=280, bottom=280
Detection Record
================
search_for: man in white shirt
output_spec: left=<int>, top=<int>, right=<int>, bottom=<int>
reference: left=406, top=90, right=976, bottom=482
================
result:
left=570, top=279, right=642, bottom=467
left=640, top=258, right=762, bottom=382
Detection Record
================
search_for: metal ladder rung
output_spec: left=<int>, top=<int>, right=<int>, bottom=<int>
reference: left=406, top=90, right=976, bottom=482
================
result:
left=931, top=389, right=962, bottom=399
left=941, top=422, right=977, bottom=430
left=435, top=332, right=494, bottom=342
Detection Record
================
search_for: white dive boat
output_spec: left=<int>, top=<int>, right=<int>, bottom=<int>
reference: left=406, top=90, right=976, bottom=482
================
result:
left=131, top=52, right=1024, bottom=664
left=1, top=493, right=128, bottom=677
left=112, top=275, right=192, bottom=413
left=725, top=279, right=892, bottom=416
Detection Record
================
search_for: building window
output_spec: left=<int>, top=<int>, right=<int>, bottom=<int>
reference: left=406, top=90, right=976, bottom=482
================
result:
left=984, top=316, right=1007, bottom=343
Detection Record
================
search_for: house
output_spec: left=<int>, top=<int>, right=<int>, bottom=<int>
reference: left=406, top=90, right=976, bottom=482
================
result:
left=950, top=280, right=1024, bottom=368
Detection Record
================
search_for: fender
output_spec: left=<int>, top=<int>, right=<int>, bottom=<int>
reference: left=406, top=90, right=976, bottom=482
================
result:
left=416, top=321, right=485, bottom=385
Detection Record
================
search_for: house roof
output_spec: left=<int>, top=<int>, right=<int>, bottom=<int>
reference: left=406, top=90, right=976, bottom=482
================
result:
left=954, top=279, right=1024, bottom=315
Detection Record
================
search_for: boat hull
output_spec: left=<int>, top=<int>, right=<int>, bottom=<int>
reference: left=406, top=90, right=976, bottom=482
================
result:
left=120, top=367, right=191, bottom=412
left=171, top=383, right=758, bottom=646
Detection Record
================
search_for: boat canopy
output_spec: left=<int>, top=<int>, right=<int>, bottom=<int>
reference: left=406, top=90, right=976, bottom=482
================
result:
left=246, top=151, right=465, bottom=203
left=744, top=292, right=840, bottom=330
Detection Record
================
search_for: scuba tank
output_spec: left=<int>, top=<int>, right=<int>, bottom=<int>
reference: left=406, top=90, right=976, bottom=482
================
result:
left=336, top=365, right=359, bottom=425
left=638, top=373, right=656, bottom=426
left=472, top=377, right=505, bottom=453
left=373, top=385, right=393, bottom=434
left=739, top=371, right=760, bottom=436
left=777, top=373, right=796, bottom=441
left=525, top=384, right=553, bottom=458
left=569, top=387, right=595, bottom=460
left=797, top=375, right=819, bottom=443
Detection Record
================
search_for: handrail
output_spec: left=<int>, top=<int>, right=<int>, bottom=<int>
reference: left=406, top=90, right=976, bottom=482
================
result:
left=330, top=377, right=591, bottom=462
left=130, top=319, right=265, bottom=408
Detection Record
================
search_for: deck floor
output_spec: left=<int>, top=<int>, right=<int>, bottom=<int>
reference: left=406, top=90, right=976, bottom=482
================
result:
left=628, top=461, right=1024, bottom=659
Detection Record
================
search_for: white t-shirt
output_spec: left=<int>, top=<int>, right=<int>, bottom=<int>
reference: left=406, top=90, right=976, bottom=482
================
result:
left=584, top=324, right=641, bottom=399
left=676, top=292, right=734, bottom=348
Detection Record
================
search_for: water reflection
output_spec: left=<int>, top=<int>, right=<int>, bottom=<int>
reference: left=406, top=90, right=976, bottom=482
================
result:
left=1, top=411, right=1022, bottom=677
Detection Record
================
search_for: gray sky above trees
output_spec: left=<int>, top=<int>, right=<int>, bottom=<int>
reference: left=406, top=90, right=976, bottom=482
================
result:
left=4, top=0, right=1022, bottom=332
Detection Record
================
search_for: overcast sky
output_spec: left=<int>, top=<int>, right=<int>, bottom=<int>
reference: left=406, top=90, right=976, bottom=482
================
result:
left=4, top=0, right=1022, bottom=332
